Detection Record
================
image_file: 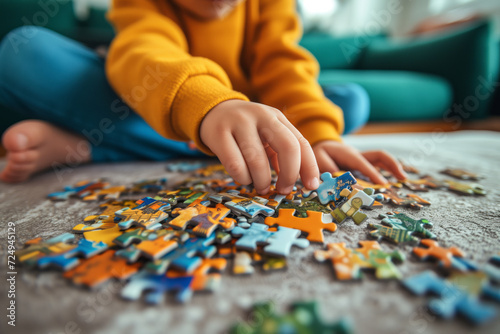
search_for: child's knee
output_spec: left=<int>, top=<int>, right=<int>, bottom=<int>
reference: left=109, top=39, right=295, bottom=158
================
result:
left=323, top=83, right=370, bottom=134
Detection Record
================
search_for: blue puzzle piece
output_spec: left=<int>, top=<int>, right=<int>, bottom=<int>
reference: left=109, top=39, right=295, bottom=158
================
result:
left=47, top=181, right=97, bottom=201
left=166, top=161, right=207, bottom=172
left=302, top=172, right=357, bottom=205
left=37, top=239, right=108, bottom=271
left=121, top=270, right=194, bottom=304
left=232, top=224, right=310, bottom=257
left=264, top=226, right=310, bottom=257
left=209, top=192, right=275, bottom=218
left=145, top=235, right=216, bottom=274
left=403, top=271, right=499, bottom=325
left=115, top=197, right=171, bottom=230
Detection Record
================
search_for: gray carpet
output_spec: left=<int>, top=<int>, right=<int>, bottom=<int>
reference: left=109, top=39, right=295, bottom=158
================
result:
left=0, top=130, right=499, bottom=334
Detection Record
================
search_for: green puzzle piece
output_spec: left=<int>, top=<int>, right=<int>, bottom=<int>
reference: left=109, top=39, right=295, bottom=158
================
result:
left=368, top=212, right=435, bottom=244
left=232, top=301, right=353, bottom=334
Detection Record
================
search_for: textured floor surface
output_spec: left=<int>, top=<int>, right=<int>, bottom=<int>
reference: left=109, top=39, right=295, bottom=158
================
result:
left=0, top=130, right=499, bottom=334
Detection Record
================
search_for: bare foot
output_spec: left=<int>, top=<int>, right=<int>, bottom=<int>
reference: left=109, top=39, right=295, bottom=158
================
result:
left=0, top=120, right=91, bottom=183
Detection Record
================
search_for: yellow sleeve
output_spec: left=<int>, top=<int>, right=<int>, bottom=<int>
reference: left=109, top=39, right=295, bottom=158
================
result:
left=250, top=0, right=344, bottom=144
left=105, top=0, right=249, bottom=154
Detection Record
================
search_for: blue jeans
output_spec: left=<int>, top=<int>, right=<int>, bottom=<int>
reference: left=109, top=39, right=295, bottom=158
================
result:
left=0, top=27, right=369, bottom=162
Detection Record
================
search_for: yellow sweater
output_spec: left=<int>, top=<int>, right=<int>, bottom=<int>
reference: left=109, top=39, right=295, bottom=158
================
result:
left=106, top=0, right=344, bottom=155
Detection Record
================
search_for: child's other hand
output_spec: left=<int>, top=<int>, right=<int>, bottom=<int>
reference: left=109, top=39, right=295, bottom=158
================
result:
left=312, top=140, right=407, bottom=184
left=200, top=100, right=320, bottom=195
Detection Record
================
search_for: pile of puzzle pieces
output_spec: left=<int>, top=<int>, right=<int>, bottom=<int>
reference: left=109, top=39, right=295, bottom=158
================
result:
left=16, top=160, right=499, bottom=330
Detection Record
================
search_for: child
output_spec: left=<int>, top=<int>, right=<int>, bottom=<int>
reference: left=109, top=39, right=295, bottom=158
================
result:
left=0, top=0, right=407, bottom=192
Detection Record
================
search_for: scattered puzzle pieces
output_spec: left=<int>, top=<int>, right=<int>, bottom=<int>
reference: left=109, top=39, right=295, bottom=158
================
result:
left=231, top=301, right=353, bottom=334
left=64, top=250, right=142, bottom=288
left=47, top=180, right=109, bottom=201
left=368, top=212, right=435, bottom=244
left=209, top=191, right=275, bottom=218
left=382, top=189, right=431, bottom=209
left=314, top=241, right=404, bottom=280
left=145, top=235, right=217, bottom=274
left=17, top=233, right=76, bottom=267
left=403, top=270, right=500, bottom=325
left=37, top=239, right=108, bottom=271
left=115, top=197, right=171, bottom=230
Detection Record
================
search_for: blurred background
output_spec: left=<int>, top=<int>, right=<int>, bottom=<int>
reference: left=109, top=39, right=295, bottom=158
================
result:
left=0, top=0, right=499, bottom=155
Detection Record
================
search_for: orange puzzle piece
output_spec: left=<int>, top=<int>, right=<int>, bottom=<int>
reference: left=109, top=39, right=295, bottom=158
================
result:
left=64, top=250, right=142, bottom=287
left=168, top=199, right=235, bottom=237
left=167, top=258, right=227, bottom=290
left=264, top=209, right=337, bottom=243
left=413, top=239, right=465, bottom=268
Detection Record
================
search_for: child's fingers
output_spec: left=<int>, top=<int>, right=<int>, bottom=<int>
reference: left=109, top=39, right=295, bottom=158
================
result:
left=315, top=148, right=339, bottom=176
left=277, top=116, right=320, bottom=190
left=326, top=146, right=388, bottom=185
left=362, top=151, right=407, bottom=180
left=209, top=132, right=252, bottom=186
left=234, top=130, right=272, bottom=194
left=264, top=144, right=280, bottom=175
left=260, top=121, right=301, bottom=194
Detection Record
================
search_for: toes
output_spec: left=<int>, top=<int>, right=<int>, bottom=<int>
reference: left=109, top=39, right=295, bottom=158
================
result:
left=7, top=150, right=39, bottom=164
left=1, top=119, right=49, bottom=152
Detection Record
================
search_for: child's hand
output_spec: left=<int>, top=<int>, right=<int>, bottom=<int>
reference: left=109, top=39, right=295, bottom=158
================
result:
left=312, top=140, right=408, bottom=184
left=200, top=100, right=320, bottom=195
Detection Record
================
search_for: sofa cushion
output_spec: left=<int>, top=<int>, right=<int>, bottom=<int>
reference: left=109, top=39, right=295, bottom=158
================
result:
left=300, top=33, right=383, bottom=70
left=358, top=20, right=498, bottom=118
left=318, top=70, right=453, bottom=121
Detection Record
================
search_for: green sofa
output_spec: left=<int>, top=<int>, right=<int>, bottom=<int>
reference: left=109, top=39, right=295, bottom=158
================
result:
left=0, top=0, right=498, bottom=132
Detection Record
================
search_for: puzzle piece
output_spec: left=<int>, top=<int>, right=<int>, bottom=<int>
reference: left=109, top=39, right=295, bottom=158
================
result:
left=63, top=250, right=142, bottom=288
left=47, top=180, right=109, bottom=201
left=195, top=164, right=227, bottom=176
left=83, top=225, right=124, bottom=246
left=401, top=176, right=447, bottom=191
left=403, top=270, right=500, bottom=325
left=231, top=224, right=309, bottom=257
left=413, top=239, right=468, bottom=271
left=81, top=185, right=127, bottom=201
left=209, top=191, right=275, bottom=218
left=115, top=229, right=188, bottom=262
left=264, top=209, right=337, bottom=243
left=302, top=171, right=356, bottom=205
left=115, top=197, right=171, bottom=230
left=277, top=197, right=332, bottom=217
left=331, top=188, right=383, bottom=225
left=37, top=239, right=108, bottom=271
left=166, top=161, right=208, bottom=172
left=168, top=199, right=235, bottom=237
left=441, top=168, right=483, bottom=181
left=368, top=212, right=435, bottom=244
left=17, top=233, right=76, bottom=267
left=231, top=301, right=353, bottom=334
left=382, top=189, right=431, bottom=209
left=73, top=200, right=138, bottom=232
left=444, top=180, right=486, bottom=196
left=314, top=241, right=404, bottom=280
left=145, top=235, right=217, bottom=274
left=121, top=270, right=194, bottom=304
left=167, top=258, right=227, bottom=291
left=126, top=178, right=167, bottom=194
